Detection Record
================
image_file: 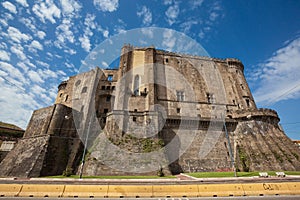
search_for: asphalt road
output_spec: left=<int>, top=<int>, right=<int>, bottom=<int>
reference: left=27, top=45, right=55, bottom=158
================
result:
left=1, top=176, right=300, bottom=185
left=1, top=196, right=300, bottom=200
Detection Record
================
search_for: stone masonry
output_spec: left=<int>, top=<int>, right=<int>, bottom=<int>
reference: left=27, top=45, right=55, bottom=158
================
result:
left=1, top=44, right=299, bottom=177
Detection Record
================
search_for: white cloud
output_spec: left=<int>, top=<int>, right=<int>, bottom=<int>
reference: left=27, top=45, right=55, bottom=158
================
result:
left=137, top=6, right=152, bottom=26
left=32, top=0, right=61, bottom=24
left=0, top=50, right=10, bottom=61
left=28, top=70, right=44, bottom=83
left=141, top=28, right=154, bottom=39
left=77, top=14, right=100, bottom=52
left=37, top=31, right=46, bottom=39
left=64, top=48, right=76, bottom=55
left=165, top=4, right=179, bottom=25
left=209, top=12, right=219, bottom=21
left=163, top=0, right=173, bottom=5
left=162, top=29, right=176, bottom=51
left=180, top=20, right=198, bottom=33
left=0, top=61, right=27, bottom=84
left=7, top=26, right=32, bottom=43
left=15, top=0, right=29, bottom=7
left=60, top=0, right=81, bottom=16
left=79, top=35, right=91, bottom=52
left=93, top=0, right=119, bottom=12
left=0, top=82, right=39, bottom=129
left=19, top=17, right=37, bottom=33
left=55, top=18, right=75, bottom=45
left=10, top=45, right=26, bottom=60
left=103, top=30, right=109, bottom=38
left=101, top=61, right=108, bottom=68
left=0, top=19, right=8, bottom=27
left=190, top=0, right=204, bottom=9
left=2, top=1, right=17, bottom=14
left=251, top=36, right=300, bottom=106
left=28, top=40, right=43, bottom=52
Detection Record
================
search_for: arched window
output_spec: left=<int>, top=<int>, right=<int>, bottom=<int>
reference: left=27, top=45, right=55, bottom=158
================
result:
left=133, top=75, right=140, bottom=96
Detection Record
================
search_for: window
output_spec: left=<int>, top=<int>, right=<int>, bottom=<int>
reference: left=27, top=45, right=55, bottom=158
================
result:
left=176, top=91, right=184, bottom=101
left=101, top=86, right=105, bottom=90
left=206, top=93, right=215, bottom=104
left=111, top=86, right=115, bottom=90
left=59, top=93, right=63, bottom=97
left=133, top=75, right=140, bottom=96
left=165, top=58, right=168, bottom=63
left=81, top=87, right=87, bottom=93
left=133, top=116, right=137, bottom=122
left=75, top=80, right=81, bottom=86
left=65, top=95, right=68, bottom=102
left=246, top=99, right=250, bottom=107
left=104, top=109, right=108, bottom=114
left=107, top=75, right=113, bottom=81
left=106, top=86, right=110, bottom=90
left=106, top=96, right=111, bottom=102
left=177, top=108, right=181, bottom=113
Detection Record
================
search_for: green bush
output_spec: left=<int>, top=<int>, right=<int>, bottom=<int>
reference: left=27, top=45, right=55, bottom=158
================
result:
left=62, top=167, right=73, bottom=177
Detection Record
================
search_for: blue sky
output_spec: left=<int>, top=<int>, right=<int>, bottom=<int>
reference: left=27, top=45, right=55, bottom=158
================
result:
left=0, top=0, right=300, bottom=140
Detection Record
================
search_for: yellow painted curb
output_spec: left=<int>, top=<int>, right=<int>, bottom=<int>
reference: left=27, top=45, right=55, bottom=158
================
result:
left=108, top=185, right=152, bottom=197
left=0, top=184, right=22, bottom=197
left=63, top=185, right=108, bottom=198
left=1, top=182, right=300, bottom=198
left=286, top=182, right=300, bottom=195
left=18, top=184, right=64, bottom=197
left=242, top=183, right=291, bottom=196
left=198, top=184, right=245, bottom=197
left=153, top=184, right=198, bottom=197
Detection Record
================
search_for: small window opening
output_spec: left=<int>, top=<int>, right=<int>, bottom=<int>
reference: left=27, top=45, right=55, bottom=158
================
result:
left=101, top=86, right=105, bottom=90
left=107, top=75, right=113, bottom=81
left=240, top=84, right=244, bottom=90
left=133, top=116, right=137, bottom=122
left=65, top=95, right=68, bottom=102
left=246, top=99, right=250, bottom=107
left=176, top=91, right=184, bottom=101
left=133, top=75, right=140, bottom=96
left=104, top=109, right=108, bottom=114
left=165, top=58, right=168, bottom=63
left=177, top=108, right=181, bottom=113
left=81, top=87, right=87, bottom=93
left=207, top=93, right=215, bottom=103
left=134, top=109, right=137, bottom=112
left=232, top=100, right=235, bottom=105
left=75, top=80, right=81, bottom=86
left=106, top=96, right=111, bottom=102
left=59, top=93, right=63, bottom=97
left=112, top=86, right=115, bottom=90
left=106, top=86, right=110, bottom=90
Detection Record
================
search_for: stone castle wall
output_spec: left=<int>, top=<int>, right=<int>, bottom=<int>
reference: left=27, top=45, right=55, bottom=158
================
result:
left=1, top=45, right=300, bottom=177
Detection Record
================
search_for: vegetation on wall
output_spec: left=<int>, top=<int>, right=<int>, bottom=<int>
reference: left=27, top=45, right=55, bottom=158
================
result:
left=237, top=145, right=250, bottom=172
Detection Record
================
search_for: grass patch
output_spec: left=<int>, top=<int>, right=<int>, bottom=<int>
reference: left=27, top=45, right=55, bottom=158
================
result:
left=43, top=175, right=175, bottom=179
left=187, top=171, right=300, bottom=178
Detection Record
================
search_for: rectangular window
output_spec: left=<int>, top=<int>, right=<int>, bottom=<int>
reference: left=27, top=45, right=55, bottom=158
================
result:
left=177, top=108, right=181, bottom=113
left=107, top=75, right=113, bottom=81
left=104, top=108, right=108, bottom=114
left=176, top=91, right=184, bottom=101
left=206, top=93, right=215, bottom=104
left=106, top=96, right=111, bottom=102
left=101, top=86, right=105, bottom=90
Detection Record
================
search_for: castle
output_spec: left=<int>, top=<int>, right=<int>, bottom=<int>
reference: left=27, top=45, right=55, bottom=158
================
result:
left=1, top=45, right=300, bottom=177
